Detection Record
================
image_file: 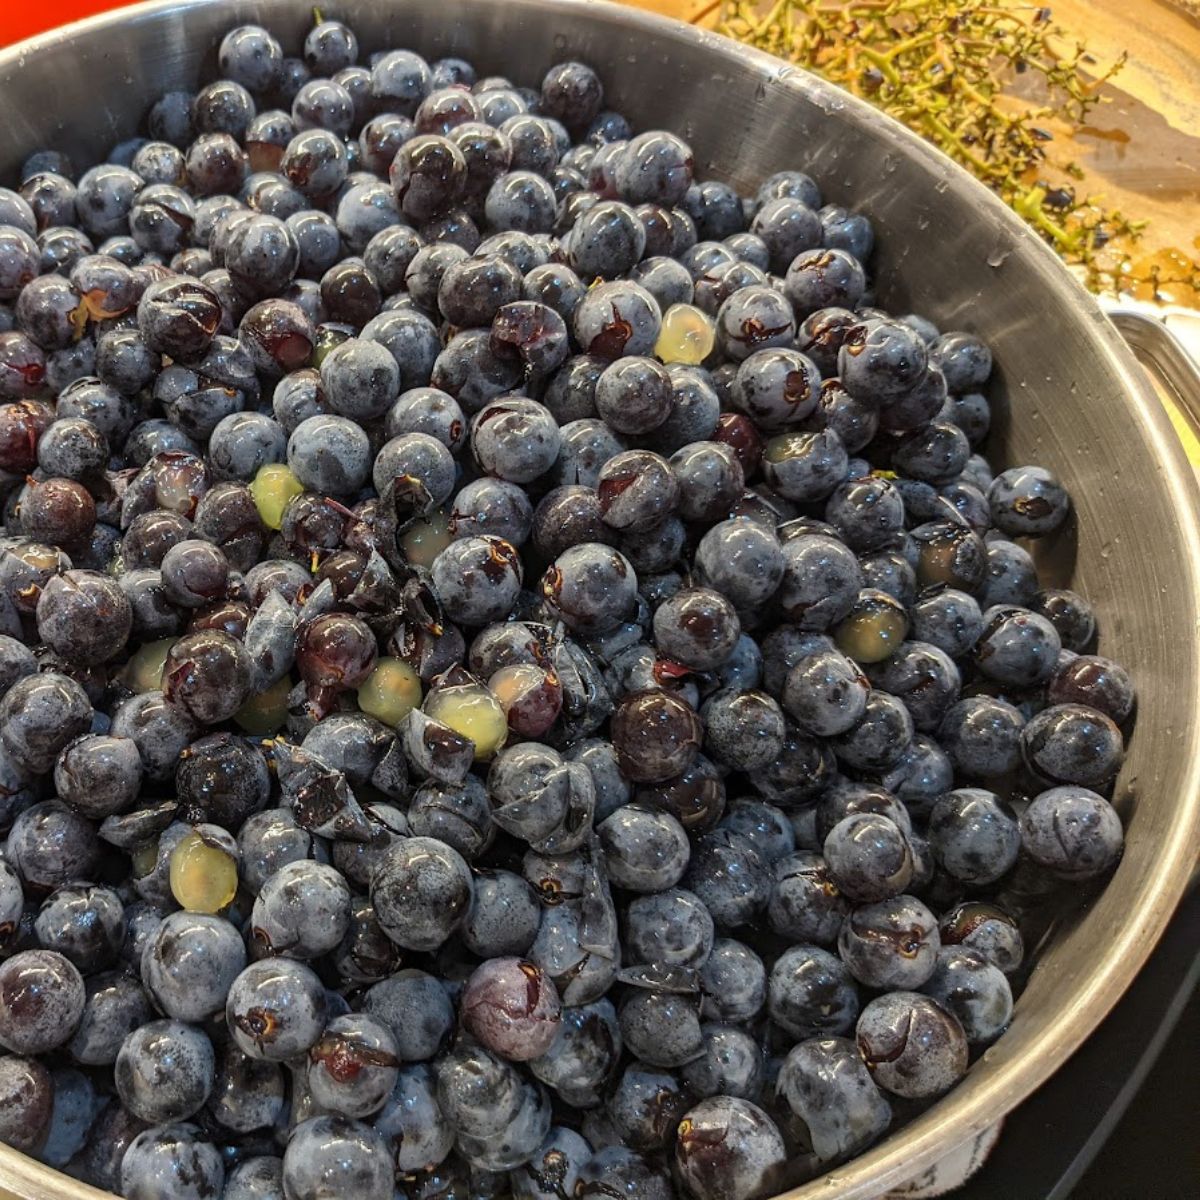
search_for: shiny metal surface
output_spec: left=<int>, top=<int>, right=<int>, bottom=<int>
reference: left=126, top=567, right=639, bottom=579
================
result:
left=1, top=3, right=1199, bottom=1199
left=1107, top=306, right=1200, bottom=427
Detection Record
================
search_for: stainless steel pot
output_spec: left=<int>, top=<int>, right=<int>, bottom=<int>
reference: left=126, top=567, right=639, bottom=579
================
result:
left=1, top=3, right=1198, bottom=1198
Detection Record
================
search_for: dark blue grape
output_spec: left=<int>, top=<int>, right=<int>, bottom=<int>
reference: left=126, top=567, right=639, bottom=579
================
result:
left=115, top=1019, right=215, bottom=1123
left=1021, top=703, right=1123, bottom=787
left=778, top=1036, right=890, bottom=1162
left=856, top=991, right=967, bottom=1099
left=120, top=1124, right=224, bottom=1200
left=283, top=1115, right=392, bottom=1200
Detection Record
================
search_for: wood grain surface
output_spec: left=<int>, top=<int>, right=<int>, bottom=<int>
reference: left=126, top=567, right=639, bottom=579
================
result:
left=625, top=0, right=1200, bottom=291
left=1047, top=0, right=1200, bottom=261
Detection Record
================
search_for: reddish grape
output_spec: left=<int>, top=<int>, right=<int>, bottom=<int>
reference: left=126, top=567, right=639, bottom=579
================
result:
left=461, top=957, right=562, bottom=1061
left=0, top=399, right=52, bottom=472
left=297, top=613, right=379, bottom=693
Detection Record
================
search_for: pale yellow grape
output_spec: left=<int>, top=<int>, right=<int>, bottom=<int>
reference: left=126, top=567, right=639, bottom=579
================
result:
left=400, top=509, right=452, bottom=568
left=121, top=637, right=175, bottom=693
left=358, top=657, right=423, bottom=726
left=488, top=662, right=543, bottom=712
left=764, top=432, right=810, bottom=464
left=836, top=607, right=909, bottom=664
left=130, top=839, right=159, bottom=880
left=169, top=830, right=238, bottom=913
left=655, top=303, right=716, bottom=365
left=234, top=675, right=292, bottom=735
left=250, top=463, right=305, bottom=530
left=425, top=684, right=508, bottom=759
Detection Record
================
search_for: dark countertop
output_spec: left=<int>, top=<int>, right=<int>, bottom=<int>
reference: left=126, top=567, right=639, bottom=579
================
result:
left=959, top=883, right=1199, bottom=1200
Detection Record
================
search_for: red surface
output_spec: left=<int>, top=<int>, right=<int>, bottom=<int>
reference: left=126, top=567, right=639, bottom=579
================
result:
left=1, top=1, right=133, bottom=47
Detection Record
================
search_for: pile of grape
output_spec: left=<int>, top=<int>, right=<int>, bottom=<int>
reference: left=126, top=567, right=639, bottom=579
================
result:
left=0, top=15, right=1134, bottom=1200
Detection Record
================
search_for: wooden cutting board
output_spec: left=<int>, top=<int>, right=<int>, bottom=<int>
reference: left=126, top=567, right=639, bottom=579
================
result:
left=623, top=0, right=1200, bottom=300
